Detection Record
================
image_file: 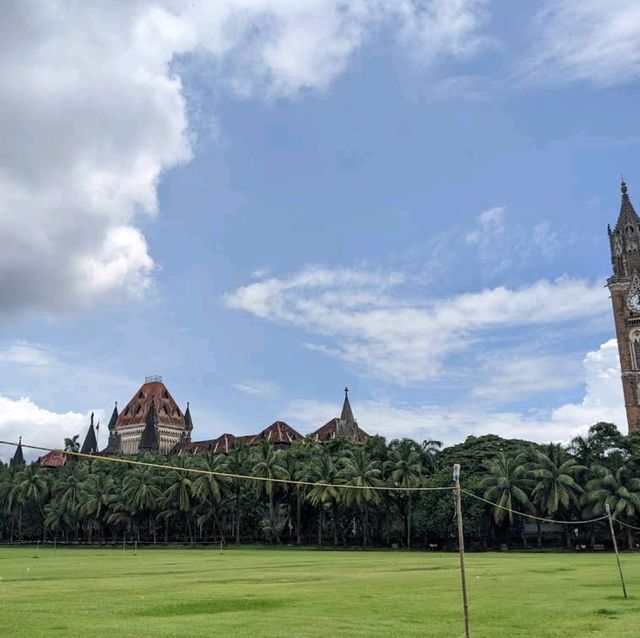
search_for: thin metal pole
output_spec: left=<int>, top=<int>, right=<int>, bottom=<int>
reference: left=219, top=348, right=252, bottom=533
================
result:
left=454, top=464, right=471, bottom=638
left=606, top=504, right=627, bottom=599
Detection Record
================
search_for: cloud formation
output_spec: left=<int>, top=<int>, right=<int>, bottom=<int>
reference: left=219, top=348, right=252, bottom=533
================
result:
left=0, top=396, right=90, bottom=463
left=286, top=340, right=625, bottom=444
left=527, top=1, right=640, bottom=85
left=225, top=266, right=609, bottom=383
left=1, top=0, right=489, bottom=316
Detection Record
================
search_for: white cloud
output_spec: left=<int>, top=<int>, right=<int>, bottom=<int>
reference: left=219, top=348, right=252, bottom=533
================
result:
left=232, top=379, right=280, bottom=399
left=472, top=352, right=581, bottom=403
left=1, top=0, right=490, bottom=316
left=465, top=206, right=507, bottom=247
left=526, top=1, right=640, bottom=85
left=225, top=266, right=609, bottom=383
left=0, top=342, right=56, bottom=368
left=285, top=340, right=625, bottom=445
left=0, top=396, right=92, bottom=463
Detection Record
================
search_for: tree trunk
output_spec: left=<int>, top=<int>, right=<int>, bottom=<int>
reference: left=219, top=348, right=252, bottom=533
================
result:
left=268, top=494, right=276, bottom=544
left=627, top=526, right=633, bottom=550
left=407, top=493, right=412, bottom=549
left=318, top=507, right=323, bottom=546
left=296, top=485, right=302, bottom=546
left=235, top=490, right=241, bottom=544
left=536, top=522, right=542, bottom=548
left=363, top=503, right=368, bottom=548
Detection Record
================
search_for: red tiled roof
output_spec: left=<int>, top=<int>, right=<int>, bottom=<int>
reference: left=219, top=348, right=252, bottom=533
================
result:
left=38, top=450, right=67, bottom=468
left=254, top=421, right=303, bottom=445
left=116, top=381, right=186, bottom=429
left=310, top=418, right=369, bottom=443
left=172, top=433, right=243, bottom=455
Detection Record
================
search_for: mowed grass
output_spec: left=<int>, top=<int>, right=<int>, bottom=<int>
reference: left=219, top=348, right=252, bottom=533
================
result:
left=1, top=547, right=640, bottom=637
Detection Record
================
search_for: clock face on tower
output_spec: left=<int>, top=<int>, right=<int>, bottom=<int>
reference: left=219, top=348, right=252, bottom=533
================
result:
left=629, top=293, right=640, bottom=312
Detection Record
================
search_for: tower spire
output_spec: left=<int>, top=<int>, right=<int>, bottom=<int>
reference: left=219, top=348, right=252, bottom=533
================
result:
left=81, top=413, right=98, bottom=455
left=10, top=437, right=25, bottom=468
left=340, top=386, right=355, bottom=426
left=138, top=401, right=160, bottom=453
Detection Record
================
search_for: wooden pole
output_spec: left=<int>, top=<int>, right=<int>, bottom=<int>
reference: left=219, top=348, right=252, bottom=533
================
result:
left=454, top=464, right=471, bottom=638
left=606, top=504, right=627, bottom=599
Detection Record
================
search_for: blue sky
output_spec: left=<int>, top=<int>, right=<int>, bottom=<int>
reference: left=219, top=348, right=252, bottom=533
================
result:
left=1, top=0, right=638, bottom=455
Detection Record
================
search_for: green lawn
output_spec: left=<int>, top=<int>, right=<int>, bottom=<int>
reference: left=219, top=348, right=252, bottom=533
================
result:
left=1, top=547, right=639, bottom=637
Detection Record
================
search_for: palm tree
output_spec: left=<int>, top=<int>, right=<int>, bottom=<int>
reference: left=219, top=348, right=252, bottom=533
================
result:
left=584, top=464, right=640, bottom=549
left=14, top=464, right=49, bottom=539
left=385, top=439, right=423, bottom=548
left=338, top=447, right=382, bottom=547
left=162, top=461, right=195, bottom=543
left=227, top=443, right=250, bottom=543
left=0, top=470, right=25, bottom=540
left=80, top=471, right=116, bottom=542
left=529, top=444, right=585, bottom=547
left=421, top=438, right=442, bottom=474
left=308, top=449, right=339, bottom=545
left=251, top=440, right=290, bottom=543
left=285, top=442, right=314, bottom=545
left=123, top=467, right=162, bottom=542
left=479, top=453, right=533, bottom=547
left=192, top=453, right=228, bottom=542
left=64, top=435, right=80, bottom=453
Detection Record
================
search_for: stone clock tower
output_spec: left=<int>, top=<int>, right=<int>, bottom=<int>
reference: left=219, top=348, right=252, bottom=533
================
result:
left=608, top=180, right=640, bottom=433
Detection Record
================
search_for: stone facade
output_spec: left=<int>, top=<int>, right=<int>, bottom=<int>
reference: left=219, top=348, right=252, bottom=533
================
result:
left=102, top=377, right=192, bottom=454
left=608, top=181, right=640, bottom=433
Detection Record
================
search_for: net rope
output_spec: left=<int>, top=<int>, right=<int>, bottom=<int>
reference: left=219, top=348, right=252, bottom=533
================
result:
left=460, top=489, right=610, bottom=526
left=0, top=439, right=454, bottom=493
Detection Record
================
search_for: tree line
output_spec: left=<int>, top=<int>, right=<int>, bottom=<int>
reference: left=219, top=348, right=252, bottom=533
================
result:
left=1, top=422, right=640, bottom=550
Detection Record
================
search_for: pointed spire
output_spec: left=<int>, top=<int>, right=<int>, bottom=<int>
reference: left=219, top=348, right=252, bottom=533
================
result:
left=10, top=437, right=25, bottom=468
left=184, top=402, right=193, bottom=431
left=107, top=402, right=118, bottom=431
left=81, top=415, right=98, bottom=455
left=616, top=178, right=640, bottom=230
left=138, top=401, right=159, bottom=452
left=340, top=386, right=355, bottom=426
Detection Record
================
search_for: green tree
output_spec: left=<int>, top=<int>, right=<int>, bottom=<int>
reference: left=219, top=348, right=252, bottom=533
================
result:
left=80, top=470, right=116, bottom=542
left=339, top=447, right=382, bottom=547
left=584, top=464, right=640, bottom=549
left=385, top=439, right=423, bottom=548
left=529, top=444, right=585, bottom=547
left=192, top=452, right=228, bottom=542
left=251, top=440, right=289, bottom=543
left=479, top=453, right=533, bottom=547
left=308, top=448, right=340, bottom=545
left=64, top=435, right=80, bottom=453
left=123, top=467, right=162, bottom=542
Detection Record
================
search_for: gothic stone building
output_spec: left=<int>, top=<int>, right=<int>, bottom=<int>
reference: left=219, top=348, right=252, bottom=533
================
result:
left=171, top=387, right=369, bottom=456
left=75, top=379, right=368, bottom=457
left=608, top=180, right=640, bottom=433
left=101, top=377, right=193, bottom=454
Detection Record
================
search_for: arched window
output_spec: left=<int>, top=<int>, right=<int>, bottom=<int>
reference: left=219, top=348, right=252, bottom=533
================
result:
left=631, top=330, right=640, bottom=370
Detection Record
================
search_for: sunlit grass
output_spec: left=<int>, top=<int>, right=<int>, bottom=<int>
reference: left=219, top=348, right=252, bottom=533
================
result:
left=1, top=547, right=639, bottom=637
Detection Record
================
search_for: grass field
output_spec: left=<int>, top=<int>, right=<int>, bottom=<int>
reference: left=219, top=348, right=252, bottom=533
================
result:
left=1, top=547, right=640, bottom=637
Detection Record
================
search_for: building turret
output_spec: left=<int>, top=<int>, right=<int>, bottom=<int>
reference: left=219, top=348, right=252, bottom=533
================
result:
left=609, top=180, right=640, bottom=278
left=80, top=412, right=98, bottom=454
left=10, top=437, right=25, bottom=468
left=138, top=401, right=160, bottom=453
left=184, top=402, right=193, bottom=443
left=607, top=179, right=640, bottom=433
left=103, top=402, right=120, bottom=453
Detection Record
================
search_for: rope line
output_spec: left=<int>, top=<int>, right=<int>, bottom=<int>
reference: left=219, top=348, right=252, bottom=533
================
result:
left=613, top=518, right=640, bottom=532
left=460, top=489, right=610, bottom=526
left=0, top=439, right=454, bottom=493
